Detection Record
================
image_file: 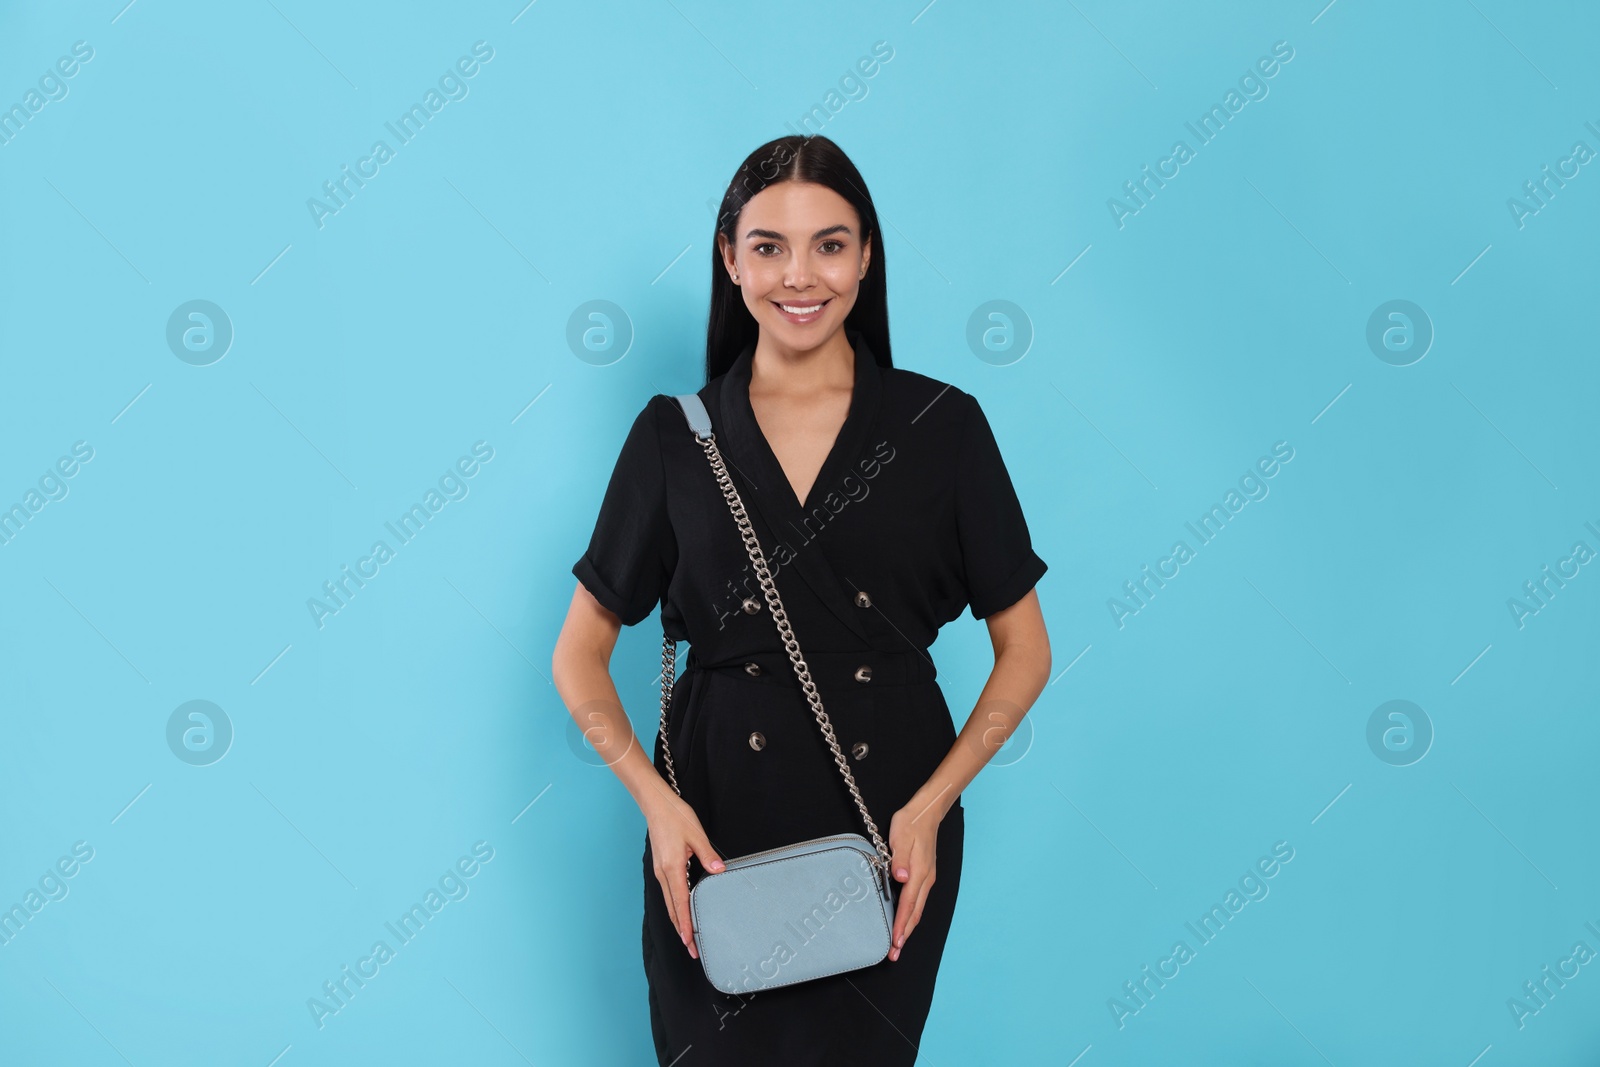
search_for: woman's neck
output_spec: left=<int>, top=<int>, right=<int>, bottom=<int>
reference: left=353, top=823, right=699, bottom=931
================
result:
left=749, top=330, right=855, bottom=399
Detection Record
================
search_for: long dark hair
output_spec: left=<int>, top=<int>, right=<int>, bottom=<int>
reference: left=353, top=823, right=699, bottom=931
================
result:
left=704, top=135, right=892, bottom=383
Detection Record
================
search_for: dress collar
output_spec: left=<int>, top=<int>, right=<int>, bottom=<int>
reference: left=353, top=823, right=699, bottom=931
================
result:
left=718, top=326, right=883, bottom=515
left=714, top=327, right=885, bottom=647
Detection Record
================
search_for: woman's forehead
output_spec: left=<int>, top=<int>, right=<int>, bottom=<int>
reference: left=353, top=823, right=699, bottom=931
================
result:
left=738, top=182, right=859, bottom=233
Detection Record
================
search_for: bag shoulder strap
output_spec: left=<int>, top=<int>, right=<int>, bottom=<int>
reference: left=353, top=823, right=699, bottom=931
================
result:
left=673, top=393, right=713, bottom=439
left=655, top=390, right=891, bottom=878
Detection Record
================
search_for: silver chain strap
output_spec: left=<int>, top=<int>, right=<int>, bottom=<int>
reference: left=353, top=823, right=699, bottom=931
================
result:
left=656, top=430, right=892, bottom=877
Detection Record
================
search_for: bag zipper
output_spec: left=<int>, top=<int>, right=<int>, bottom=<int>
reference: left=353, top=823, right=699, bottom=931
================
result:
left=711, top=834, right=869, bottom=869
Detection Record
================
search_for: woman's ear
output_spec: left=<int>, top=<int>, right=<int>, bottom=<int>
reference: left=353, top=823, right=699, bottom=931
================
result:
left=860, top=233, right=872, bottom=279
left=717, top=233, right=738, bottom=283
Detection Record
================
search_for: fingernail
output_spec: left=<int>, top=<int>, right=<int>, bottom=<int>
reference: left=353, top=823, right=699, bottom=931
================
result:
left=896, top=933, right=905, bottom=947
left=896, top=867, right=908, bottom=879
left=711, top=860, right=724, bottom=871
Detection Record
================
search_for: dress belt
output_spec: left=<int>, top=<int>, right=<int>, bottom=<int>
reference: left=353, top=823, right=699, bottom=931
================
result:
left=684, top=647, right=937, bottom=688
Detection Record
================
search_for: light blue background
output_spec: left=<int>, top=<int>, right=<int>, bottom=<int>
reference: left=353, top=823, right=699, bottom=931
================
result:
left=3, top=1, right=1598, bottom=1064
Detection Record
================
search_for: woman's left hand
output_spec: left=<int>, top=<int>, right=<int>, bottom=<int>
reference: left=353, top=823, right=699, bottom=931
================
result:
left=885, top=797, right=943, bottom=961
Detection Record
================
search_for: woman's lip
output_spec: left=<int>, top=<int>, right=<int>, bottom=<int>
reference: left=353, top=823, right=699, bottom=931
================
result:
left=772, top=298, right=831, bottom=322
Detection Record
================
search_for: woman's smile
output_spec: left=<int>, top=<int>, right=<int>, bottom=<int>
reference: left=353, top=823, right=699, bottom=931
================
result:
left=772, top=297, right=831, bottom=323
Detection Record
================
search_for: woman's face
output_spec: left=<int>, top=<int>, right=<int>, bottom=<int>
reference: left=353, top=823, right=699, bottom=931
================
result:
left=719, top=181, right=872, bottom=346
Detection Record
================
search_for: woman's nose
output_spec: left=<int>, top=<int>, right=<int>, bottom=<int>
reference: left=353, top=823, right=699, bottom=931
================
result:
left=784, top=255, right=817, bottom=289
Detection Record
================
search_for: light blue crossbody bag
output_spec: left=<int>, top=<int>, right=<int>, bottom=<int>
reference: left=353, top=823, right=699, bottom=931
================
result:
left=656, top=393, right=898, bottom=995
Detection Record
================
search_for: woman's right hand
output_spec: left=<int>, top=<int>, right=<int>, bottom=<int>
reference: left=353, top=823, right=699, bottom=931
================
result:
left=645, top=792, right=725, bottom=959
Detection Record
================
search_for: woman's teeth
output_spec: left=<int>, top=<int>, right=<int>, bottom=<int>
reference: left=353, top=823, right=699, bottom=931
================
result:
left=778, top=301, right=828, bottom=315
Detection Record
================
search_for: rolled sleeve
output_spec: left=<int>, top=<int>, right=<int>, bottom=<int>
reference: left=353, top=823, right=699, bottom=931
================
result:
left=955, top=393, right=1047, bottom=620
left=571, top=396, right=675, bottom=626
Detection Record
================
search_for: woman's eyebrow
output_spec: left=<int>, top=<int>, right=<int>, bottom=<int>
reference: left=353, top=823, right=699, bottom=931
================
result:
left=742, top=224, right=853, bottom=241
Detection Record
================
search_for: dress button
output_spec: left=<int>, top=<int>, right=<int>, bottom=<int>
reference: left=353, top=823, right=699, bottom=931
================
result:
left=742, top=597, right=762, bottom=614
left=743, top=662, right=762, bottom=677
left=748, top=731, right=766, bottom=751
left=854, top=665, right=872, bottom=684
left=851, top=742, right=869, bottom=760
left=855, top=590, right=872, bottom=608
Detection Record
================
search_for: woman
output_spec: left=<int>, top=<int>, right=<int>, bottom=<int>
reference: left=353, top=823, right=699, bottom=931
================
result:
left=551, top=134, right=1052, bottom=1065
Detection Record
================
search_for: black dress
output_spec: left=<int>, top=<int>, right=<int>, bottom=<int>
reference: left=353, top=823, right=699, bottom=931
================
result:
left=572, top=328, right=1047, bottom=1066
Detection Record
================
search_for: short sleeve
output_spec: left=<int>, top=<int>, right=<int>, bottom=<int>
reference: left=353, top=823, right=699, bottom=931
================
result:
left=955, top=394, right=1048, bottom=619
left=572, top=397, right=676, bottom=626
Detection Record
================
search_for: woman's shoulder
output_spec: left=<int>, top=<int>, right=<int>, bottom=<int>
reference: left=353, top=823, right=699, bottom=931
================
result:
left=623, top=389, right=723, bottom=460
left=880, top=364, right=983, bottom=435
left=638, top=386, right=719, bottom=432
left=627, top=386, right=710, bottom=416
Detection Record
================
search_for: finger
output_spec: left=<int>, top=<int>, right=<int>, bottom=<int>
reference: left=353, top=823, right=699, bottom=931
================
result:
left=656, top=853, right=690, bottom=940
left=904, top=871, right=935, bottom=944
left=891, top=861, right=938, bottom=960
left=684, top=838, right=723, bottom=961
left=888, top=841, right=915, bottom=944
left=655, top=869, right=683, bottom=941
left=672, top=863, right=698, bottom=958
left=892, top=878, right=916, bottom=942
left=691, top=836, right=725, bottom=875
left=891, top=870, right=926, bottom=954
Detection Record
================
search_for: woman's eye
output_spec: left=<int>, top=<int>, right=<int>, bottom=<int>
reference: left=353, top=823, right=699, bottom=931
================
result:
left=820, top=240, right=844, bottom=254
left=755, top=242, right=780, bottom=256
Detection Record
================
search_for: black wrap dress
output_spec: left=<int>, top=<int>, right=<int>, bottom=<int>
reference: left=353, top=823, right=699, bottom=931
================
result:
left=572, top=328, right=1048, bottom=1066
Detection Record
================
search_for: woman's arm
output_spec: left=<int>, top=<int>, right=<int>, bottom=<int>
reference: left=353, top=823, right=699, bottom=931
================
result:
left=551, top=582, right=670, bottom=814
left=551, top=582, right=725, bottom=959
left=884, top=588, right=1050, bottom=960
left=915, top=587, right=1051, bottom=821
